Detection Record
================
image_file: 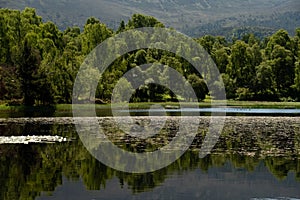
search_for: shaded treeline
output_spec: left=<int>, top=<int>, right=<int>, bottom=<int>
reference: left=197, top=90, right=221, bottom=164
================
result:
left=0, top=7, right=300, bottom=105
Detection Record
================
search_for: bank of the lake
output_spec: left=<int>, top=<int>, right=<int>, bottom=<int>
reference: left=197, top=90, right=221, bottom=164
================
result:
left=1, top=101, right=300, bottom=118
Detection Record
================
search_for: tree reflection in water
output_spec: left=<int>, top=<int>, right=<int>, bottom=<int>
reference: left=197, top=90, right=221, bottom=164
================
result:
left=0, top=117, right=299, bottom=199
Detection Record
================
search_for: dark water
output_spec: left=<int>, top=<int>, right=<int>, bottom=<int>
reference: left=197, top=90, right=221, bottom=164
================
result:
left=0, top=116, right=300, bottom=200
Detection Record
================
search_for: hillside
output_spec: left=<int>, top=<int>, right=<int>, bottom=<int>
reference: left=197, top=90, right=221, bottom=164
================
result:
left=0, top=0, right=299, bottom=38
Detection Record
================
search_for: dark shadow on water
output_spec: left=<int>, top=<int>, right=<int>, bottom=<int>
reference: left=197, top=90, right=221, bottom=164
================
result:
left=0, top=106, right=56, bottom=118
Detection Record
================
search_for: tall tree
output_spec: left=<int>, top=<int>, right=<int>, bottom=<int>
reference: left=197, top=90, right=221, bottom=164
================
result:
left=15, top=33, right=41, bottom=105
left=81, top=17, right=113, bottom=55
left=187, top=74, right=208, bottom=101
left=212, top=47, right=229, bottom=73
left=126, top=14, right=164, bottom=29
left=269, top=45, right=294, bottom=97
left=292, top=59, right=300, bottom=100
left=227, top=40, right=249, bottom=87
left=255, top=61, right=277, bottom=100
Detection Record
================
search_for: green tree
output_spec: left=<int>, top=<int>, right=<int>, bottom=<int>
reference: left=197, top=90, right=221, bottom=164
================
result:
left=0, top=66, right=21, bottom=101
left=81, top=17, right=113, bottom=55
left=117, top=20, right=126, bottom=33
left=0, top=13, right=10, bottom=64
left=292, top=60, right=300, bottom=100
left=111, top=78, right=134, bottom=102
left=15, top=33, right=41, bottom=105
left=212, top=47, right=230, bottom=73
left=39, top=21, right=63, bottom=50
left=255, top=61, right=277, bottom=100
left=227, top=40, right=249, bottom=87
left=222, top=73, right=236, bottom=99
left=269, top=45, right=294, bottom=97
left=197, top=35, right=216, bottom=55
left=187, top=74, right=208, bottom=101
left=242, top=33, right=260, bottom=46
left=126, top=14, right=164, bottom=29
left=266, top=29, right=292, bottom=56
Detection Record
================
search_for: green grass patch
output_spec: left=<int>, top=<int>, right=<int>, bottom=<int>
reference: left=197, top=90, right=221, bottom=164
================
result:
left=1, top=100, right=300, bottom=118
left=2, top=101, right=300, bottom=111
left=224, top=100, right=300, bottom=108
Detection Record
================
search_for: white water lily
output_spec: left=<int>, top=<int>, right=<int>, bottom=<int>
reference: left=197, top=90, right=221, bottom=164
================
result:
left=0, top=135, right=68, bottom=144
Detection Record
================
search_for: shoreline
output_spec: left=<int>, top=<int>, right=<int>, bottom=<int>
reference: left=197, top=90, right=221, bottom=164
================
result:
left=1, top=101, right=300, bottom=118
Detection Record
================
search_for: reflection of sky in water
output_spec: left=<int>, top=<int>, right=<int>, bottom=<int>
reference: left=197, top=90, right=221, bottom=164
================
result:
left=37, top=161, right=300, bottom=200
left=125, top=108, right=300, bottom=114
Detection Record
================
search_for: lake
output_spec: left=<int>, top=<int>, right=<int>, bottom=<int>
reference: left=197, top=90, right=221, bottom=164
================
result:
left=0, top=109, right=300, bottom=199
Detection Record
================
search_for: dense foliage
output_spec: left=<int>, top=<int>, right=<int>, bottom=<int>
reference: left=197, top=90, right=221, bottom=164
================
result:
left=0, top=7, right=300, bottom=105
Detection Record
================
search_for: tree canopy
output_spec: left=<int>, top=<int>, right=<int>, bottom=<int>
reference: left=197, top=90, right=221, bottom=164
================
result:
left=0, top=8, right=300, bottom=105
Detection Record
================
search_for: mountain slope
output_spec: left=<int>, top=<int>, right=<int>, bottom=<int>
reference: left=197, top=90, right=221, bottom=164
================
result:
left=0, top=0, right=299, bottom=37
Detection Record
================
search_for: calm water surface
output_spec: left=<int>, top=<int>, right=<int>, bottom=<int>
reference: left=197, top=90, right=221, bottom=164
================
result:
left=0, top=113, right=300, bottom=200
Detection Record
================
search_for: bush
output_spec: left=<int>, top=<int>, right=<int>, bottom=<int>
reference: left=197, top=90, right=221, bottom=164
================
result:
left=236, top=87, right=254, bottom=100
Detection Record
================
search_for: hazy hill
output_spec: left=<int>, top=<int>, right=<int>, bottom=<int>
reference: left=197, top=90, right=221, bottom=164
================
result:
left=1, top=0, right=299, bottom=38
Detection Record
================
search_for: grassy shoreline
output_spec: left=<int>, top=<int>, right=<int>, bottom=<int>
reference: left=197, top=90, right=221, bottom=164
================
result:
left=1, top=101, right=300, bottom=118
left=1, top=100, right=300, bottom=112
